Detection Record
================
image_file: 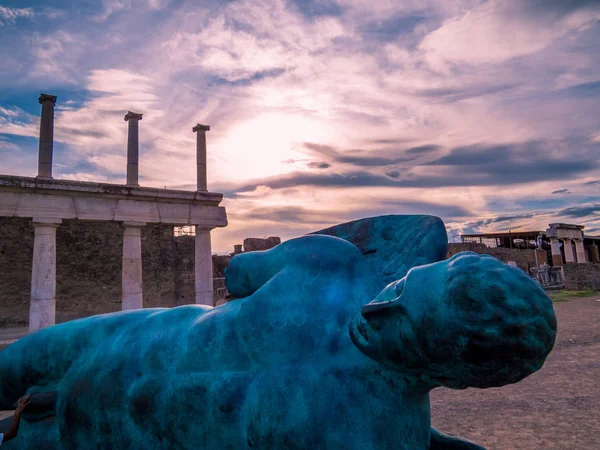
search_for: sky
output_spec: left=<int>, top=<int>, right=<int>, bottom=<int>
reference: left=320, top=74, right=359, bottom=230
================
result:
left=1, top=0, right=600, bottom=254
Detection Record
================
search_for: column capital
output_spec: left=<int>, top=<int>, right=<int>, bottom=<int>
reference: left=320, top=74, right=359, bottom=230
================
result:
left=193, top=123, right=210, bottom=132
left=39, top=93, right=57, bottom=104
left=124, top=111, right=143, bottom=121
left=123, top=221, right=147, bottom=227
left=32, top=218, right=62, bottom=227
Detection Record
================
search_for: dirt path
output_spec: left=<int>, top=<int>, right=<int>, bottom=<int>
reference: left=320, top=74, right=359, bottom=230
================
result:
left=431, top=296, right=600, bottom=449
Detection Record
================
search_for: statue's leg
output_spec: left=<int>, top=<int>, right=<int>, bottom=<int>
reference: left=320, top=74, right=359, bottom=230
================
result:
left=46, top=371, right=252, bottom=449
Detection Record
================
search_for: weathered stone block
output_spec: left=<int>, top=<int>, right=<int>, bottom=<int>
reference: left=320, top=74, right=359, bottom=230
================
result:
left=243, top=236, right=281, bottom=252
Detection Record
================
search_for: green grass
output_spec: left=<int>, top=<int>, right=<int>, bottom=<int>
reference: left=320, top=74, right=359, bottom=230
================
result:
left=548, top=290, right=598, bottom=302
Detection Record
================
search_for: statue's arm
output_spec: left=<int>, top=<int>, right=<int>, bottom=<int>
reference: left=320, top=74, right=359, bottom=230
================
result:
left=430, top=427, right=485, bottom=450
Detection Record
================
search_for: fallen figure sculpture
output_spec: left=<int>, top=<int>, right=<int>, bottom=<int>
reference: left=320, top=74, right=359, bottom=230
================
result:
left=0, top=216, right=556, bottom=449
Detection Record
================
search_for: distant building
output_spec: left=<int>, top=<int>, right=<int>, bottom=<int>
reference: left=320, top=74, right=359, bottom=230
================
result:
left=460, top=223, right=600, bottom=266
left=456, top=222, right=600, bottom=291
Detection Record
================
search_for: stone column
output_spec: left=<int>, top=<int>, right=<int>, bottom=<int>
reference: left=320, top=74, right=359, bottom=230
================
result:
left=29, top=219, right=61, bottom=332
left=574, top=239, right=587, bottom=263
left=550, top=238, right=563, bottom=266
left=124, top=111, right=143, bottom=186
left=192, top=124, right=210, bottom=192
left=122, top=222, right=145, bottom=310
left=195, top=227, right=214, bottom=306
left=563, top=238, right=575, bottom=263
left=37, top=94, right=57, bottom=179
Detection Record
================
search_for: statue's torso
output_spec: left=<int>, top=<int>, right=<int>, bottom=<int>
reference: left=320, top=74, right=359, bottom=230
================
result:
left=51, top=304, right=430, bottom=450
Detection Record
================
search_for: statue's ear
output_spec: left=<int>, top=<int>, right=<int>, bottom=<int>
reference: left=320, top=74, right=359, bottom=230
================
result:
left=310, top=215, right=448, bottom=297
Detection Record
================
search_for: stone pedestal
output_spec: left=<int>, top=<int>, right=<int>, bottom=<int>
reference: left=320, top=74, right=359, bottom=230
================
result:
left=574, top=239, right=587, bottom=263
left=37, top=94, right=57, bottom=179
left=124, top=111, right=143, bottom=186
left=29, top=219, right=61, bottom=332
left=563, top=238, right=575, bottom=263
left=122, top=222, right=144, bottom=310
left=193, top=124, right=210, bottom=192
left=550, top=238, right=563, bottom=266
left=195, top=227, right=213, bottom=306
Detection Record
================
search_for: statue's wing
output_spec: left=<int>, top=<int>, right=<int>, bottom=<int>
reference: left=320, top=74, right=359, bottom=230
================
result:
left=311, top=215, right=448, bottom=294
left=430, top=427, right=485, bottom=450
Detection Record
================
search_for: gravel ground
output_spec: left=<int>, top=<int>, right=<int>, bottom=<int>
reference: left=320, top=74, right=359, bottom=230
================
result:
left=431, top=296, right=600, bottom=450
left=1, top=296, right=598, bottom=448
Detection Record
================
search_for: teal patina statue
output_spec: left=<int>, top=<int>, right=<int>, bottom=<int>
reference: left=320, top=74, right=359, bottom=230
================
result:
left=0, top=215, right=556, bottom=449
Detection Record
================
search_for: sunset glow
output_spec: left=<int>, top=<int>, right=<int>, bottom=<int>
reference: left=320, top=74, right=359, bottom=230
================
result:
left=1, top=0, right=599, bottom=253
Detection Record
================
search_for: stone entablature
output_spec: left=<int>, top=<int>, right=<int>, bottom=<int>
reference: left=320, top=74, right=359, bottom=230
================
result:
left=0, top=175, right=226, bottom=226
left=545, top=223, right=584, bottom=241
left=545, top=223, right=586, bottom=264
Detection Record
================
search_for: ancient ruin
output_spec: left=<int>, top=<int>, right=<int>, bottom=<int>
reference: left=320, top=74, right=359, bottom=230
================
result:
left=0, top=94, right=227, bottom=332
left=456, top=222, right=600, bottom=290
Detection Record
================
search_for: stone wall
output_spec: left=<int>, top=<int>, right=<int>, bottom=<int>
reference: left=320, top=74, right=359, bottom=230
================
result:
left=0, top=218, right=287, bottom=326
left=562, top=263, right=600, bottom=290
left=0, top=218, right=33, bottom=326
left=0, top=218, right=201, bottom=326
left=447, top=243, right=546, bottom=273
left=243, top=236, right=281, bottom=252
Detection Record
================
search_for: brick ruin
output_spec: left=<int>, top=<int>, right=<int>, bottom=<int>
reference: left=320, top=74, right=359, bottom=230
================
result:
left=0, top=218, right=281, bottom=326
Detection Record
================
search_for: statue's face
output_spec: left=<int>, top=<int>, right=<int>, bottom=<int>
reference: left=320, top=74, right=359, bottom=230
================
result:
left=350, top=260, right=449, bottom=375
left=350, top=253, right=556, bottom=388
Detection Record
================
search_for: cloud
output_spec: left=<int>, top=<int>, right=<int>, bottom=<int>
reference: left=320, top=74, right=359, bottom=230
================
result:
left=221, top=139, right=598, bottom=195
left=307, top=161, right=331, bottom=169
left=556, top=204, right=600, bottom=219
left=423, top=141, right=599, bottom=185
left=303, top=142, right=440, bottom=167
left=0, top=6, right=34, bottom=25
left=0, top=136, right=19, bottom=151
left=235, top=206, right=336, bottom=225
left=552, top=188, right=571, bottom=195
left=0, top=106, right=38, bottom=138
left=419, top=0, right=600, bottom=71
left=95, top=0, right=171, bottom=21
left=26, top=31, right=79, bottom=83
left=2, top=0, right=600, bottom=253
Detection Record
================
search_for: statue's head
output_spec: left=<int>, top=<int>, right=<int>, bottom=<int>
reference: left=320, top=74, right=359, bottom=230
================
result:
left=350, top=252, right=557, bottom=389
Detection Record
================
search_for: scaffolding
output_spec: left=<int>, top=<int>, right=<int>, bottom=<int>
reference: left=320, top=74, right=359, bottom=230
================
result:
left=174, top=225, right=196, bottom=237
left=461, top=230, right=544, bottom=249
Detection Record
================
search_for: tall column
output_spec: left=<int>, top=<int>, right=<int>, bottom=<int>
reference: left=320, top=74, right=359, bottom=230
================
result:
left=37, top=94, right=57, bottom=179
left=122, top=222, right=145, bottom=310
left=195, top=227, right=214, bottom=306
left=30, top=219, right=61, bottom=332
left=193, top=124, right=210, bottom=192
left=563, top=238, right=575, bottom=263
left=574, top=239, right=587, bottom=263
left=550, top=238, right=563, bottom=266
left=124, top=111, right=143, bottom=186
